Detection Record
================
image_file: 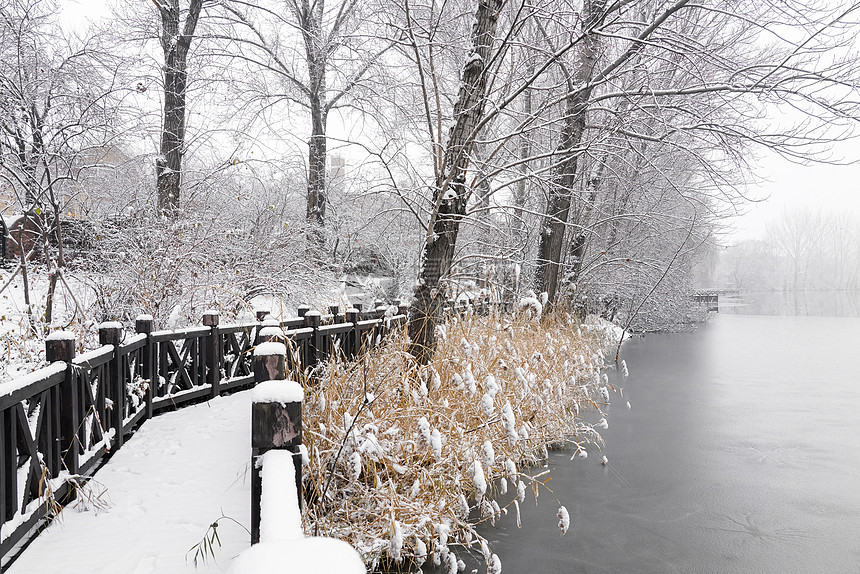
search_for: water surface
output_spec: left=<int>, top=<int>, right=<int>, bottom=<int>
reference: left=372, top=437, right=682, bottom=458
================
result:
left=427, top=312, right=860, bottom=573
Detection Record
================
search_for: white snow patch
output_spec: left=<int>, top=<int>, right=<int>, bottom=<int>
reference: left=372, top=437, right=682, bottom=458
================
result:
left=259, top=326, right=284, bottom=338
left=255, top=342, right=287, bottom=357
left=229, top=536, right=365, bottom=574
left=251, top=380, right=304, bottom=404
left=46, top=330, right=76, bottom=341
left=258, top=450, right=303, bottom=542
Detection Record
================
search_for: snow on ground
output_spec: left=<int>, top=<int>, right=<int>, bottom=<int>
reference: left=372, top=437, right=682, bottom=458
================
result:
left=7, top=391, right=254, bottom=574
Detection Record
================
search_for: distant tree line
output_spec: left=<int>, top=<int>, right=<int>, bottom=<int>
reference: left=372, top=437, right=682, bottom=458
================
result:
left=719, top=209, right=860, bottom=292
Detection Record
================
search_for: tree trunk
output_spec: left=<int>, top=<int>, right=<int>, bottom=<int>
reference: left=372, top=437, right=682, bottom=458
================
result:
left=156, top=57, right=186, bottom=213
left=300, top=0, right=328, bottom=228
left=407, top=0, right=505, bottom=364
left=156, top=0, right=202, bottom=215
left=534, top=0, right=605, bottom=308
left=306, top=86, right=327, bottom=225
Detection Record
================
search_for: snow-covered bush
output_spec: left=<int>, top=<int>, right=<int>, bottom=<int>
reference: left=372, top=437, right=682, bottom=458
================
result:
left=77, top=208, right=339, bottom=327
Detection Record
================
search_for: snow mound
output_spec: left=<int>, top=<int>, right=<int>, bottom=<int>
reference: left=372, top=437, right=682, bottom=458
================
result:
left=255, top=342, right=287, bottom=357
left=252, top=380, right=304, bottom=404
left=46, top=330, right=76, bottom=341
left=229, top=537, right=365, bottom=574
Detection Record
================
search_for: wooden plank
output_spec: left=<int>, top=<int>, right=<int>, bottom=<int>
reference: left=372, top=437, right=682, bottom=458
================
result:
left=71, top=346, right=114, bottom=370
left=165, top=340, right=194, bottom=391
left=1, top=407, right=15, bottom=522
left=220, top=374, right=254, bottom=392
left=117, top=333, right=147, bottom=354
left=317, top=323, right=354, bottom=336
left=0, top=481, right=71, bottom=565
left=49, top=384, right=61, bottom=478
left=190, top=337, right=199, bottom=388
left=285, top=327, right=314, bottom=339
left=280, top=318, right=305, bottom=330
left=94, top=365, right=107, bottom=450
left=0, top=364, right=65, bottom=412
left=151, top=385, right=212, bottom=413
left=79, top=368, right=104, bottom=452
left=14, top=403, right=42, bottom=512
left=218, top=323, right=257, bottom=334
left=122, top=408, right=148, bottom=436
left=150, top=326, right=210, bottom=343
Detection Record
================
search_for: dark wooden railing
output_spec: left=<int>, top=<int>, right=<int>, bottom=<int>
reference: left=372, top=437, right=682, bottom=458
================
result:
left=0, top=303, right=407, bottom=569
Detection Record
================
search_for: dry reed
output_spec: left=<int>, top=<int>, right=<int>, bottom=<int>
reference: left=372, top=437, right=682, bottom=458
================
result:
left=301, top=311, right=623, bottom=572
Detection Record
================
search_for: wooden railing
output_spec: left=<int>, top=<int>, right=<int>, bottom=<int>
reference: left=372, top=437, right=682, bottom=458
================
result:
left=0, top=302, right=407, bottom=569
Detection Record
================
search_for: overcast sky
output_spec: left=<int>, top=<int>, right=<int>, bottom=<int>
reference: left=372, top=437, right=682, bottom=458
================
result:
left=729, top=147, right=860, bottom=242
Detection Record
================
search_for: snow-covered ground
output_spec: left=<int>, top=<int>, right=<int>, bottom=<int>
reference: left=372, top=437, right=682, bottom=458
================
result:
left=6, top=391, right=255, bottom=574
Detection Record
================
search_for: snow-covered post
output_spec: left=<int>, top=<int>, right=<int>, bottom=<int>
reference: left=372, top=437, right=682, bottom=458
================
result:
left=396, top=299, right=409, bottom=318
left=251, top=342, right=303, bottom=545
left=47, top=330, right=79, bottom=477
left=296, top=304, right=311, bottom=318
left=99, top=322, right=124, bottom=449
left=203, top=311, right=221, bottom=400
left=345, top=308, right=360, bottom=359
left=254, top=311, right=270, bottom=346
left=303, top=310, right=322, bottom=371
left=135, top=315, right=155, bottom=420
left=254, top=341, right=287, bottom=384
left=329, top=305, right=341, bottom=324
left=259, top=317, right=284, bottom=343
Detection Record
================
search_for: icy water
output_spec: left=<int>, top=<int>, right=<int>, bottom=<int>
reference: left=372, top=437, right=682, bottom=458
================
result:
left=425, top=303, right=860, bottom=573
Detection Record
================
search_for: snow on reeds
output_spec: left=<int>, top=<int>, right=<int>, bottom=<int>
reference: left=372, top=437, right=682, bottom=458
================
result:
left=302, top=312, right=621, bottom=572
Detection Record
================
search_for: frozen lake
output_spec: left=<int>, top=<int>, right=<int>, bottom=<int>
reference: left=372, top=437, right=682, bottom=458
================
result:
left=427, top=298, right=860, bottom=573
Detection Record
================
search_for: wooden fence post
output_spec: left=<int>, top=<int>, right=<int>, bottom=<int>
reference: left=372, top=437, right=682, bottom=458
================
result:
left=99, top=322, right=124, bottom=450
left=259, top=316, right=284, bottom=343
left=253, top=311, right=270, bottom=346
left=47, top=331, right=78, bottom=478
left=329, top=305, right=341, bottom=324
left=297, top=305, right=310, bottom=318
left=304, top=310, right=322, bottom=370
left=253, top=341, right=287, bottom=383
left=203, top=311, right=221, bottom=400
left=345, top=308, right=360, bottom=359
left=250, top=343, right=303, bottom=544
left=135, top=315, right=155, bottom=420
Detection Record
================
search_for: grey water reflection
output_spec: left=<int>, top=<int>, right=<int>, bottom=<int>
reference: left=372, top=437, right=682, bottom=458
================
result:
left=424, top=307, right=860, bottom=573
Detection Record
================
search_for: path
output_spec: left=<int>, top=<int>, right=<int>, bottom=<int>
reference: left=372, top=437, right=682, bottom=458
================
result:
left=7, top=391, right=254, bottom=574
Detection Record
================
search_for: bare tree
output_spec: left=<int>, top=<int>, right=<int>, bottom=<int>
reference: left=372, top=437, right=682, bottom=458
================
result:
left=0, top=0, right=127, bottom=330
left=210, top=0, right=392, bottom=228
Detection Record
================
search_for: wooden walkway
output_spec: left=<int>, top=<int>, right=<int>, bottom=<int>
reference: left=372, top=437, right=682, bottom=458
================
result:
left=5, top=390, right=253, bottom=574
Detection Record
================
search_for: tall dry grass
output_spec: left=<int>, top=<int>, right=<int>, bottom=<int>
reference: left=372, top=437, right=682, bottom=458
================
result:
left=301, top=311, right=623, bottom=572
